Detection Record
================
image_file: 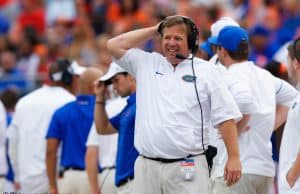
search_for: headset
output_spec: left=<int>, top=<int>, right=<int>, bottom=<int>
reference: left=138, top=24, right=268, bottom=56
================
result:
left=293, top=36, right=300, bottom=61
left=49, top=58, right=73, bottom=86
left=157, top=15, right=199, bottom=54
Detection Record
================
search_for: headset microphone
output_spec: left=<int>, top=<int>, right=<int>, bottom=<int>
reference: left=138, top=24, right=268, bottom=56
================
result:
left=175, top=53, right=192, bottom=60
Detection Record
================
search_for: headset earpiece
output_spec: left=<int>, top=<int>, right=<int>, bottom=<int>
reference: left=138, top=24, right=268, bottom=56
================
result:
left=182, top=17, right=199, bottom=53
left=50, top=58, right=73, bottom=86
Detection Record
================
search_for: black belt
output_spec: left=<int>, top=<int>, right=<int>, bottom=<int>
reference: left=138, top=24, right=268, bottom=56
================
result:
left=117, top=176, right=134, bottom=187
left=142, top=153, right=204, bottom=163
left=102, top=166, right=115, bottom=170
left=64, top=167, right=84, bottom=171
left=0, top=174, right=5, bottom=178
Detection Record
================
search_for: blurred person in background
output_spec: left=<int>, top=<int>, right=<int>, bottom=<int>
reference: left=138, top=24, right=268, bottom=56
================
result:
left=0, top=88, right=20, bottom=193
left=107, top=0, right=148, bottom=35
left=8, top=0, right=45, bottom=44
left=0, top=99, right=7, bottom=193
left=278, top=37, right=300, bottom=194
left=86, top=123, right=119, bottom=194
left=0, top=50, right=27, bottom=94
left=94, top=63, right=138, bottom=194
left=7, top=59, right=82, bottom=193
left=94, top=33, right=113, bottom=73
left=46, top=67, right=104, bottom=194
left=248, top=25, right=280, bottom=68
left=211, top=26, right=296, bottom=194
left=15, top=27, right=41, bottom=92
left=86, top=80, right=127, bottom=194
left=196, top=41, right=214, bottom=60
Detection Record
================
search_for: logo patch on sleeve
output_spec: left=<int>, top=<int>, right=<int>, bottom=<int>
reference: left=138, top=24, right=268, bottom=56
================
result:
left=292, top=102, right=297, bottom=109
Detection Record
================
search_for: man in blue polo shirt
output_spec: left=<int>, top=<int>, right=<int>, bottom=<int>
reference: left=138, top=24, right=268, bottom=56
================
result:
left=46, top=67, right=102, bottom=194
left=94, top=62, right=138, bottom=194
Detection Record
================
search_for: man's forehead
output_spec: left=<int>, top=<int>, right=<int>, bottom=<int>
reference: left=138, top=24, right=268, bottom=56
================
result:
left=162, top=24, right=187, bottom=35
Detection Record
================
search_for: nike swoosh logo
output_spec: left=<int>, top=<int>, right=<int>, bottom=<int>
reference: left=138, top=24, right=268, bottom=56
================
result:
left=155, top=71, right=164, bottom=75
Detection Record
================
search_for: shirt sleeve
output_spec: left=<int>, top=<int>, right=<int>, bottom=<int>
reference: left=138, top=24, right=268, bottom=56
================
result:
left=206, top=67, right=242, bottom=127
left=7, top=104, right=21, bottom=182
left=0, top=101, right=6, bottom=148
left=275, top=78, right=297, bottom=106
left=110, top=111, right=122, bottom=131
left=113, top=48, right=157, bottom=77
left=225, top=71, right=256, bottom=114
left=86, top=123, right=100, bottom=146
left=45, top=110, right=63, bottom=140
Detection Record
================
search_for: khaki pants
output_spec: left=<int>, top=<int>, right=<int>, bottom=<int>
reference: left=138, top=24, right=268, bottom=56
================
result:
left=117, top=179, right=133, bottom=194
left=133, top=155, right=210, bottom=194
left=99, top=168, right=117, bottom=194
left=20, top=175, right=49, bottom=193
left=211, top=174, right=273, bottom=194
left=0, top=177, right=4, bottom=193
left=58, top=169, right=90, bottom=194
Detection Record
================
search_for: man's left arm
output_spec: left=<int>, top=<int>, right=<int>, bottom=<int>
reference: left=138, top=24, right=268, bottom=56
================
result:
left=218, top=119, right=242, bottom=186
left=287, top=152, right=300, bottom=188
left=274, top=78, right=297, bottom=130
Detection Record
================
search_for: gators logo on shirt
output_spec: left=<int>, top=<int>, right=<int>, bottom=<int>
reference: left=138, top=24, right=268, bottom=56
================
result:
left=182, top=75, right=196, bottom=83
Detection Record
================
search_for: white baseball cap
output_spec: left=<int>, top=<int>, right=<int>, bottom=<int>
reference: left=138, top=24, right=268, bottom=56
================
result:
left=211, top=17, right=240, bottom=37
left=99, top=62, right=127, bottom=82
left=69, top=61, right=87, bottom=75
left=51, top=60, right=86, bottom=81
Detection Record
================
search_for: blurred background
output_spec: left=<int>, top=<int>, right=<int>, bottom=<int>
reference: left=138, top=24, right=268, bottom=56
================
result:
left=0, top=0, right=299, bottom=96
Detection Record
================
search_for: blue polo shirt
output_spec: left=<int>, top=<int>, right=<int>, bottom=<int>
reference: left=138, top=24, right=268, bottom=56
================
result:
left=46, top=95, right=95, bottom=169
left=110, top=93, right=138, bottom=186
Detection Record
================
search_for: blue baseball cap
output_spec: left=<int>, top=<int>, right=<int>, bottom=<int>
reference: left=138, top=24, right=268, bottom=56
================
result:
left=249, top=25, right=270, bottom=37
left=217, top=26, right=249, bottom=52
left=208, top=36, right=218, bottom=45
left=199, top=41, right=214, bottom=58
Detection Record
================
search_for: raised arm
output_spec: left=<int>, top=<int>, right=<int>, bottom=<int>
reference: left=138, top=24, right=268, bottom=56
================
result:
left=107, top=24, right=160, bottom=59
left=93, top=81, right=117, bottom=134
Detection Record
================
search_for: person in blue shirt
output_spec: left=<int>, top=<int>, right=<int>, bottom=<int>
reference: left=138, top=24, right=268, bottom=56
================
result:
left=46, top=67, right=102, bottom=194
left=94, top=62, right=138, bottom=194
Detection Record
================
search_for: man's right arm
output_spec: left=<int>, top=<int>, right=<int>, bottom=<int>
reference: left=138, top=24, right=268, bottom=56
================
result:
left=85, top=146, right=101, bottom=194
left=218, top=119, right=242, bottom=186
left=94, top=82, right=117, bottom=134
left=46, top=138, right=59, bottom=194
left=107, top=24, right=160, bottom=59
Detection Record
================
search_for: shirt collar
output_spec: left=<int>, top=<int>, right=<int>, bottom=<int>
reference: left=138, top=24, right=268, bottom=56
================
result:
left=228, top=60, right=251, bottom=69
left=127, top=93, right=136, bottom=105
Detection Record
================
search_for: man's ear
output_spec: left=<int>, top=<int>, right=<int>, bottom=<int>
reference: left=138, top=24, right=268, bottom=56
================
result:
left=293, top=58, right=300, bottom=70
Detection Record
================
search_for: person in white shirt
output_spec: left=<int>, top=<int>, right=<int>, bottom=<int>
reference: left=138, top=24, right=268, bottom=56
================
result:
left=7, top=59, right=85, bottom=193
left=278, top=37, right=300, bottom=194
left=211, top=26, right=297, bottom=194
left=208, top=16, right=240, bottom=66
left=107, top=15, right=242, bottom=194
left=0, top=100, right=7, bottom=193
left=85, top=97, right=126, bottom=194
